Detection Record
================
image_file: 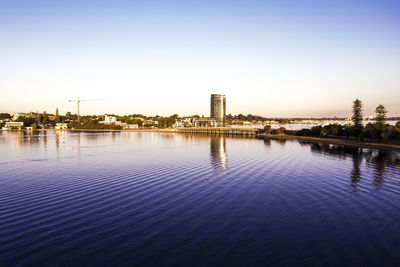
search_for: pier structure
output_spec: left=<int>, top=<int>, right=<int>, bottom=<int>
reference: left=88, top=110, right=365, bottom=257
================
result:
left=176, top=127, right=260, bottom=136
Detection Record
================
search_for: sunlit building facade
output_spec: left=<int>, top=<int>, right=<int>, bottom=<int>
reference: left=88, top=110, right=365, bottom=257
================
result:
left=210, top=94, right=226, bottom=127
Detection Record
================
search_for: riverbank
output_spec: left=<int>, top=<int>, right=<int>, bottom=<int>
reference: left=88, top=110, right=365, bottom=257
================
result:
left=260, top=134, right=400, bottom=151
left=66, top=128, right=176, bottom=133
left=0, top=128, right=176, bottom=133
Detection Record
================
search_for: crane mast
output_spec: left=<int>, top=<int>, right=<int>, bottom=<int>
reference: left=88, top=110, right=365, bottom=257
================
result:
left=68, top=98, right=85, bottom=122
left=68, top=98, right=104, bottom=122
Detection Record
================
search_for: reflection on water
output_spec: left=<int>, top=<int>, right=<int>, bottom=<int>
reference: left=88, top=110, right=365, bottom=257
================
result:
left=1, top=132, right=400, bottom=266
left=369, top=151, right=389, bottom=189
left=210, top=137, right=227, bottom=173
left=55, top=130, right=67, bottom=150
left=351, top=152, right=362, bottom=188
left=303, top=142, right=400, bottom=191
left=263, top=137, right=271, bottom=147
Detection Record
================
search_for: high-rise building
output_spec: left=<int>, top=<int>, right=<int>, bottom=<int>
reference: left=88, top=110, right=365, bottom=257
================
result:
left=210, top=94, right=226, bottom=127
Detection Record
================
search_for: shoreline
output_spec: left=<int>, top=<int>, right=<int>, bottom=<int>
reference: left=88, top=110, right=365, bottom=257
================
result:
left=66, top=128, right=176, bottom=133
left=2, top=128, right=400, bottom=151
left=259, top=134, right=400, bottom=151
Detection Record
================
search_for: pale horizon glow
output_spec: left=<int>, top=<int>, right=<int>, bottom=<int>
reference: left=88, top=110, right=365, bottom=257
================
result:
left=0, top=1, right=399, bottom=117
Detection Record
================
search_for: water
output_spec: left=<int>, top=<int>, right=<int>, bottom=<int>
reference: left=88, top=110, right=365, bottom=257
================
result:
left=1, top=131, right=400, bottom=266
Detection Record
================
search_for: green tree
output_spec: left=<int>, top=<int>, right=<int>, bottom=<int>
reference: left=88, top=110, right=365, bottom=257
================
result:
left=352, top=99, right=363, bottom=139
left=132, top=119, right=143, bottom=126
left=375, top=105, right=387, bottom=125
left=0, top=113, right=11, bottom=119
left=16, top=116, right=33, bottom=126
left=237, top=114, right=246, bottom=121
left=311, top=126, right=322, bottom=136
left=264, top=125, right=271, bottom=135
left=42, top=111, right=48, bottom=125
left=277, top=127, right=286, bottom=134
left=55, top=108, right=61, bottom=123
left=226, top=114, right=233, bottom=123
left=374, top=105, right=388, bottom=141
left=363, top=123, right=375, bottom=138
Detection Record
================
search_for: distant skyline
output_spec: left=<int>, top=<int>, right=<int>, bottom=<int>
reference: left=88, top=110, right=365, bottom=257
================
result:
left=0, top=0, right=399, bottom=117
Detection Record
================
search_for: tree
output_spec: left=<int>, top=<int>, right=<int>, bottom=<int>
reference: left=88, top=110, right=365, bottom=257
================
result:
left=374, top=105, right=388, bottom=141
left=352, top=99, right=363, bottom=128
left=237, top=114, right=246, bottom=121
left=296, top=129, right=311, bottom=136
left=277, top=127, right=286, bottom=134
left=0, top=113, right=11, bottom=119
left=130, top=119, right=143, bottom=126
left=375, top=105, right=387, bottom=125
left=352, top=99, right=363, bottom=139
left=311, top=126, right=322, bottom=136
left=264, top=125, right=271, bottom=135
left=16, top=116, right=33, bottom=126
left=42, top=111, right=48, bottom=125
left=55, top=108, right=61, bottom=123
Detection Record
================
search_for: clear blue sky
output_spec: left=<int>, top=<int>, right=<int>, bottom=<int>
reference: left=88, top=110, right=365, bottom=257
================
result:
left=0, top=0, right=399, bottom=117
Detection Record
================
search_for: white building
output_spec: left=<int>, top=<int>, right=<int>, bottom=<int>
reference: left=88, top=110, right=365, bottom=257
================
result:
left=193, top=118, right=218, bottom=127
left=3, top=121, right=24, bottom=130
left=55, top=123, right=68, bottom=129
left=100, top=115, right=122, bottom=125
left=104, top=115, right=116, bottom=123
left=174, top=121, right=186, bottom=128
left=125, top=124, right=139, bottom=129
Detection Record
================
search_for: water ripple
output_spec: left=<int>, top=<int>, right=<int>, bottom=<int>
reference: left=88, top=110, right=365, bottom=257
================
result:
left=0, top=132, right=399, bottom=266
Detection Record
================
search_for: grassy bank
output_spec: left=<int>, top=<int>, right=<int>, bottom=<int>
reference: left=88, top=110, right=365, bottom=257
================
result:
left=259, top=134, right=400, bottom=151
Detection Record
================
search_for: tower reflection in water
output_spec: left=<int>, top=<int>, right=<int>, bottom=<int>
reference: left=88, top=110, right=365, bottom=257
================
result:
left=210, top=136, right=227, bottom=173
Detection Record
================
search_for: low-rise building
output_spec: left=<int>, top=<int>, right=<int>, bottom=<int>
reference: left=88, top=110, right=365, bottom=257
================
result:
left=125, top=124, right=139, bottom=129
left=48, top=116, right=56, bottom=122
left=55, top=123, right=68, bottom=129
left=174, top=121, right=186, bottom=128
left=104, top=115, right=116, bottom=124
left=3, top=121, right=24, bottom=130
left=193, top=118, right=218, bottom=127
left=132, top=117, right=145, bottom=121
left=144, top=120, right=158, bottom=125
left=100, top=115, right=122, bottom=125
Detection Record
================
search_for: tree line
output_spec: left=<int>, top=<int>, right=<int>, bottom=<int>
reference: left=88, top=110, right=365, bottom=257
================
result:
left=296, top=99, right=400, bottom=141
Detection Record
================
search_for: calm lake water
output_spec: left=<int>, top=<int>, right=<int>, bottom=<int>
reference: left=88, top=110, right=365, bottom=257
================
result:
left=1, top=131, right=400, bottom=266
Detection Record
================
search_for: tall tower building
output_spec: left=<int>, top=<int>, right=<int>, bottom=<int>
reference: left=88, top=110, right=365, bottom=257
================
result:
left=210, top=94, right=226, bottom=127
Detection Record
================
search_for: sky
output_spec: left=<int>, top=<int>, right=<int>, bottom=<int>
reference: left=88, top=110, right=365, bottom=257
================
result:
left=0, top=0, right=399, bottom=117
